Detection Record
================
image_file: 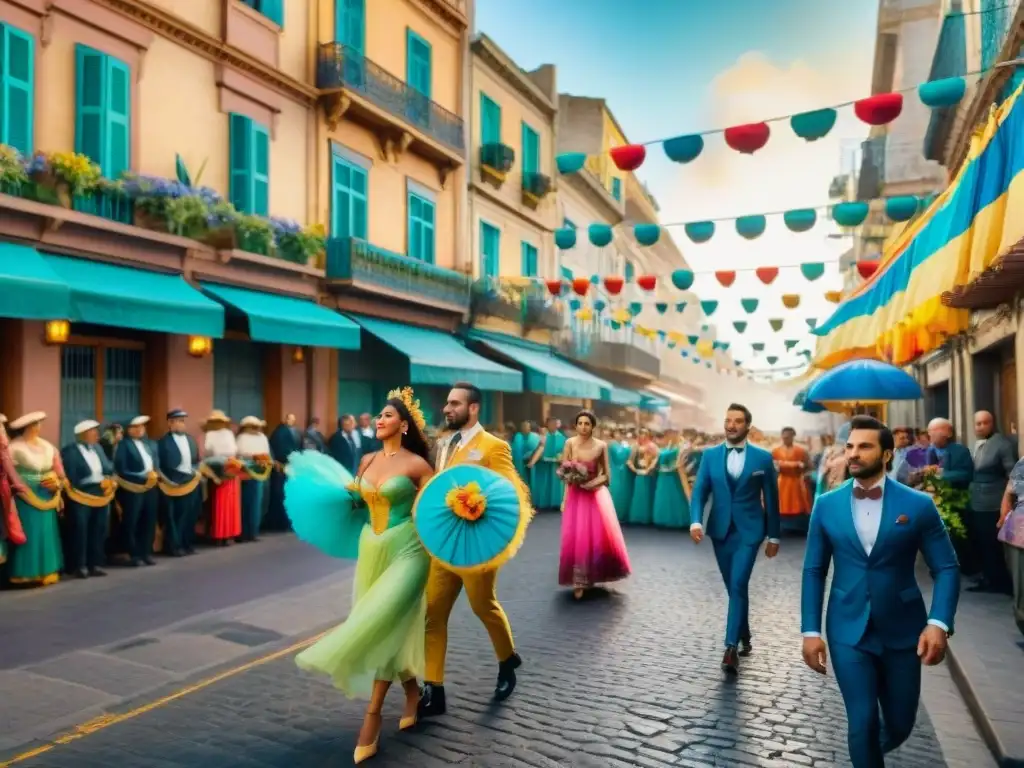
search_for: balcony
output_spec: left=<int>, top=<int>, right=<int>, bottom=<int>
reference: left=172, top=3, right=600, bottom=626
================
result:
left=479, top=143, right=514, bottom=187
left=317, top=43, right=465, bottom=178
left=325, top=236, right=470, bottom=314
left=555, top=327, right=660, bottom=379
left=522, top=171, right=552, bottom=210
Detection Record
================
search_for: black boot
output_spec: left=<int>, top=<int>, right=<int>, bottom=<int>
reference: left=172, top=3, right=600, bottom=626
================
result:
left=417, top=683, right=446, bottom=717
left=494, top=652, right=522, bottom=701
left=739, top=637, right=753, bottom=657
left=721, top=646, right=739, bottom=674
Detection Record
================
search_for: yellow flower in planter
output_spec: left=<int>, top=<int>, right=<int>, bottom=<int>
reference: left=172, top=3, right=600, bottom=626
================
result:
left=46, top=151, right=101, bottom=194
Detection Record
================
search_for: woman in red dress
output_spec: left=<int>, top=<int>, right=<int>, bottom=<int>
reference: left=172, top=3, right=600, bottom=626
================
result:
left=203, top=410, right=242, bottom=545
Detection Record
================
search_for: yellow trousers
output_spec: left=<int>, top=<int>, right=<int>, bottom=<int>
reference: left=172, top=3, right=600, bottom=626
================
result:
left=423, top=559, right=515, bottom=684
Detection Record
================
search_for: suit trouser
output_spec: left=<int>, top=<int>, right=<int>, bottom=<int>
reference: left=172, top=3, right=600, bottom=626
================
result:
left=424, top=559, right=515, bottom=684
left=119, top=488, right=159, bottom=561
left=161, top=488, right=199, bottom=553
left=67, top=497, right=109, bottom=571
left=830, top=630, right=920, bottom=768
left=711, top=530, right=759, bottom=647
left=967, top=508, right=1011, bottom=590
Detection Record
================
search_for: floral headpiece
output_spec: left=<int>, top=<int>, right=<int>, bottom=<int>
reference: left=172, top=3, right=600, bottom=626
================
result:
left=387, top=386, right=427, bottom=434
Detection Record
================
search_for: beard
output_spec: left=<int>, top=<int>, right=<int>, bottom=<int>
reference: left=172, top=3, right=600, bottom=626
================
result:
left=848, top=457, right=885, bottom=479
left=445, top=411, right=469, bottom=430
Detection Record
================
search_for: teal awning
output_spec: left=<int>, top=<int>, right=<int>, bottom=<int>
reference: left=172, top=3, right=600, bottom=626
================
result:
left=602, top=386, right=643, bottom=407
left=201, top=282, right=359, bottom=349
left=0, top=244, right=73, bottom=320
left=475, top=337, right=612, bottom=399
left=350, top=315, right=522, bottom=392
left=43, top=255, right=224, bottom=336
left=640, top=392, right=670, bottom=411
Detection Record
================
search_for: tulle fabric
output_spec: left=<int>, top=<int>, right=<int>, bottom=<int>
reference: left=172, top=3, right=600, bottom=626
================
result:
left=558, top=484, right=632, bottom=588
left=284, top=451, right=364, bottom=559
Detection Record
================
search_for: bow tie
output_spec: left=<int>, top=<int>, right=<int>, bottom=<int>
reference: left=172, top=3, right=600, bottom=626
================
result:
left=727, top=446, right=744, bottom=454
left=853, top=485, right=882, bottom=501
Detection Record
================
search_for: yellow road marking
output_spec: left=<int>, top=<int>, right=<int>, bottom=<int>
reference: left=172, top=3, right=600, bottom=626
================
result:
left=1, top=631, right=327, bottom=767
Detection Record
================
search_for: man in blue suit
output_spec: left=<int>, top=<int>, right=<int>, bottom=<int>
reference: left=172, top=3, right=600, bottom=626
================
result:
left=801, top=415, right=960, bottom=768
left=327, top=413, right=361, bottom=474
left=691, top=403, right=780, bottom=673
left=114, top=415, right=161, bottom=567
left=157, top=409, right=202, bottom=556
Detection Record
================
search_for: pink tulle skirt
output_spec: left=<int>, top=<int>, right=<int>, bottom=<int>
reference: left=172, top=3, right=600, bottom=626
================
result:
left=558, top=484, right=632, bottom=588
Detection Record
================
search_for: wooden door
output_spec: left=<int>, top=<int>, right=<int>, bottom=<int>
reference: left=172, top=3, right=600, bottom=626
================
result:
left=1000, top=357, right=1017, bottom=436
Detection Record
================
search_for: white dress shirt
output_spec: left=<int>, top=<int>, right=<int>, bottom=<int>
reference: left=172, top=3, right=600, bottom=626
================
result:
left=78, top=443, right=105, bottom=485
left=803, top=477, right=948, bottom=636
left=437, top=422, right=484, bottom=470
left=236, top=431, right=270, bottom=458
left=348, top=430, right=362, bottom=451
left=171, top=433, right=193, bottom=475
left=690, top=442, right=779, bottom=544
left=133, top=438, right=153, bottom=473
left=204, top=428, right=238, bottom=459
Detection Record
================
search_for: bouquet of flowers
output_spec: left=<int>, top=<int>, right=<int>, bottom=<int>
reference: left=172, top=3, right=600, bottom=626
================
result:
left=252, top=453, right=272, bottom=468
left=556, top=460, right=590, bottom=487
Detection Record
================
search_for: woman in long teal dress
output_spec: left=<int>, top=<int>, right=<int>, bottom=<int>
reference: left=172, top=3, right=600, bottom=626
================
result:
left=652, top=431, right=690, bottom=528
left=285, top=387, right=433, bottom=764
left=626, top=430, right=659, bottom=525
left=530, top=418, right=565, bottom=510
left=608, top=430, right=634, bottom=522
left=511, top=422, right=540, bottom=488
left=6, top=412, right=65, bottom=587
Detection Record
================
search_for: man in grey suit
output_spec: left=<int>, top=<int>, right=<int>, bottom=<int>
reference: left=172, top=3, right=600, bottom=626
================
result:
left=970, top=410, right=1016, bottom=594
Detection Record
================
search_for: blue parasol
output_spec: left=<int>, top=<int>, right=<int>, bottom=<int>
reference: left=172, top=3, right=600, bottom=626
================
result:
left=792, top=386, right=826, bottom=413
left=804, top=359, right=922, bottom=405
left=413, top=464, right=528, bottom=574
left=284, top=451, right=365, bottom=559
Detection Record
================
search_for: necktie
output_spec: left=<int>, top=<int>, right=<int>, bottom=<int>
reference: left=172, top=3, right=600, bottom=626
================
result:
left=728, top=446, right=744, bottom=454
left=853, top=485, right=882, bottom=501
left=444, top=432, right=462, bottom=469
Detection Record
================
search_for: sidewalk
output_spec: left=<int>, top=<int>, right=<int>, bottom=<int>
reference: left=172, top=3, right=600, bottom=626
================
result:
left=0, top=536, right=355, bottom=755
left=921, top=563, right=1024, bottom=767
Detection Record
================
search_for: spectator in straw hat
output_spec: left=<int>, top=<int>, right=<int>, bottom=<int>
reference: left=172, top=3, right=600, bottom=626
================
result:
left=203, top=410, right=242, bottom=545
left=237, top=416, right=271, bottom=542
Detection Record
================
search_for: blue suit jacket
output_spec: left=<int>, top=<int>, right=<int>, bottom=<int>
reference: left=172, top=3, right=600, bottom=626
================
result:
left=800, top=479, right=960, bottom=649
left=114, top=438, right=159, bottom=484
left=690, top=442, right=780, bottom=545
left=157, top=432, right=200, bottom=484
left=60, top=442, right=112, bottom=490
left=927, top=442, right=973, bottom=490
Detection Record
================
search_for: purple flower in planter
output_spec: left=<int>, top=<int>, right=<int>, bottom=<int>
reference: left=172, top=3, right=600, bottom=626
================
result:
left=25, top=153, right=49, bottom=175
left=269, top=216, right=302, bottom=236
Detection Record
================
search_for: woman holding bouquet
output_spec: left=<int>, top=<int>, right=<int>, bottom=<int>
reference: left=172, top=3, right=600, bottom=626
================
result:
left=203, top=410, right=243, bottom=545
left=558, top=410, right=632, bottom=599
left=285, top=387, right=434, bottom=764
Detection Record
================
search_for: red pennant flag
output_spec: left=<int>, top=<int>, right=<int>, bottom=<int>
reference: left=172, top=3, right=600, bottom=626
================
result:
left=637, top=274, right=657, bottom=291
left=755, top=267, right=779, bottom=285
left=610, top=144, right=646, bottom=171
left=604, top=276, right=624, bottom=295
left=715, top=270, right=736, bottom=287
left=854, top=93, right=903, bottom=126
left=571, top=277, right=590, bottom=296
left=545, top=279, right=563, bottom=296
left=724, top=122, right=770, bottom=154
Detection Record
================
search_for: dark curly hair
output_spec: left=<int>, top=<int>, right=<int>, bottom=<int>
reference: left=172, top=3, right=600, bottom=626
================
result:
left=385, top=397, right=430, bottom=462
left=574, top=409, right=597, bottom=429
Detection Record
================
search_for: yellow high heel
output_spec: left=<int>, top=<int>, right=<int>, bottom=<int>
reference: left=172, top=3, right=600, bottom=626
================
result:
left=399, top=714, right=417, bottom=731
left=354, top=712, right=381, bottom=764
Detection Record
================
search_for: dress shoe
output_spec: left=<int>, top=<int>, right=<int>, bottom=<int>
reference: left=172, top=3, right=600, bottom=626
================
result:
left=494, top=652, right=522, bottom=701
left=129, top=559, right=142, bottom=567
left=721, top=646, right=739, bottom=674
left=739, top=638, right=753, bottom=657
left=75, top=568, right=89, bottom=579
left=142, top=557, right=157, bottom=566
left=88, top=568, right=107, bottom=577
left=417, top=683, right=446, bottom=717
left=353, top=712, right=381, bottom=764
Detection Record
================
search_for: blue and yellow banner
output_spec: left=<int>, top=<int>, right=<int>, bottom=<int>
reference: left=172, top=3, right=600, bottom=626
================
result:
left=813, top=82, right=1024, bottom=369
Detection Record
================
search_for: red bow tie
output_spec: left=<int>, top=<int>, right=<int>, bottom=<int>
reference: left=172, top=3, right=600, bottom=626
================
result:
left=853, top=486, right=882, bottom=501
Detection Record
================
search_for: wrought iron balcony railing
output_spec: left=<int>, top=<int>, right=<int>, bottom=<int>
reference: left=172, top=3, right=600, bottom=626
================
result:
left=555, top=327, right=661, bottom=378
left=480, top=143, right=514, bottom=172
left=317, top=43, right=465, bottom=153
left=326, top=237, right=470, bottom=311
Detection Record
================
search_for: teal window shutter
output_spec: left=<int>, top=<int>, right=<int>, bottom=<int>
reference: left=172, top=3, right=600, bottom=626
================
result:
left=625, top=260, right=635, bottom=282
left=521, top=123, right=539, bottom=174
left=0, top=23, right=35, bottom=156
left=480, top=93, right=500, bottom=145
left=406, top=29, right=432, bottom=98
left=229, top=113, right=253, bottom=213
left=331, top=154, right=368, bottom=239
left=260, top=0, right=284, bottom=26
left=520, top=241, right=538, bottom=278
left=407, top=189, right=435, bottom=263
left=229, top=114, right=270, bottom=216
left=105, top=56, right=130, bottom=178
left=611, top=177, right=622, bottom=200
left=480, top=221, right=500, bottom=279
left=337, top=0, right=364, bottom=51
left=560, top=266, right=573, bottom=281
left=75, top=45, right=106, bottom=172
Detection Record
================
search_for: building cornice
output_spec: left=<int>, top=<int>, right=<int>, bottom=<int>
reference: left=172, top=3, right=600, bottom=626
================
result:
left=471, top=34, right=556, bottom=118
left=412, top=0, right=467, bottom=34
left=91, top=0, right=318, bottom=106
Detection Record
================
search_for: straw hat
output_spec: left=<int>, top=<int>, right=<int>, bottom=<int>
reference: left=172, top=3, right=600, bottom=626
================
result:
left=74, top=419, right=101, bottom=435
left=204, top=409, right=231, bottom=428
left=239, top=416, right=264, bottom=429
left=8, top=411, right=46, bottom=431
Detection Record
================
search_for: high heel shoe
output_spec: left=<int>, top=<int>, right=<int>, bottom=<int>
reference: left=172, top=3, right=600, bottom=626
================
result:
left=398, top=713, right=417, bottom=731
left=353, top=712, right=382, bottom=764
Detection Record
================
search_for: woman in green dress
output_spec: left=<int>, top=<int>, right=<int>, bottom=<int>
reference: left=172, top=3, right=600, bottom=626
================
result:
left=6, top=412, right=65, bottom=587
left=608, top=429, right=634, bottom=522
left=285, top=387, right=433, bottom=764
left=529, top=417, right=565, bottom=510
left=652, top=429, right=690, bottom=528
left=626, top=429, right=659, bottom=525
left=511, top=421, right=540, bottom=487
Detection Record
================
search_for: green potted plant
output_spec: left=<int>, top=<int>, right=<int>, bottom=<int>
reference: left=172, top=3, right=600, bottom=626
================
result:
left=272, top=218, right=327, bottom=265
left=0, top=144, right=28, bottom=196
left=920, top=469, right=969, bottom=540
left=30, top=151, right=101, bottom=207
left=233, top=214, right=275, bottom=256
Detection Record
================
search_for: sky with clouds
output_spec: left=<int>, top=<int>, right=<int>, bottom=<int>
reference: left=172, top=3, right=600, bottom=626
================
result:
left=475, top=0, right=879, bottom=376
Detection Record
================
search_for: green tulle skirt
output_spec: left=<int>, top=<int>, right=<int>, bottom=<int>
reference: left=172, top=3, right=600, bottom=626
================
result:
left=295, top=519, right=429, bottom=698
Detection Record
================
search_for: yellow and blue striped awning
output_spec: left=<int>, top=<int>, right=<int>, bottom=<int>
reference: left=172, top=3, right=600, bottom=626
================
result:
left=814, top=82, right=1024, bottom=368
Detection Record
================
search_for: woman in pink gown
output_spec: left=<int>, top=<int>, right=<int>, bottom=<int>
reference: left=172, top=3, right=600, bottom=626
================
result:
left=558, top=409, right=632, bottom=599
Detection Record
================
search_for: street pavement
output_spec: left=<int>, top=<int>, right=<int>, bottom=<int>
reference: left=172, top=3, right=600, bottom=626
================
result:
left=1, top=515, right=997, bottom=768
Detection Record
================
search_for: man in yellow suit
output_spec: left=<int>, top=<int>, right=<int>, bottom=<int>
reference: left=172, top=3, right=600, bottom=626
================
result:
left=418, top=381, right=527, bottom=717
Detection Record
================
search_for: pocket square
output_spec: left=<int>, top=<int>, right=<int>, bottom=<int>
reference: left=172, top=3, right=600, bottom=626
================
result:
left=467, top=449, right=483, bottom=461
left=896, top=514, right=909, bottom=525
left=752, top=470, right=765, bottom=476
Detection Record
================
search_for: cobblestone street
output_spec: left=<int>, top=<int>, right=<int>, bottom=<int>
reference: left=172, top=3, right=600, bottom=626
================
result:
left=1, top=515, right=995, bottom=768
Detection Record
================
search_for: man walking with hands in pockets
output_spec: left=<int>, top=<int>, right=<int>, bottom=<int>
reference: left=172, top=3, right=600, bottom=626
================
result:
left=801, top=415, right=959, bottom=768
left=690, top=403, right=781, bottom=674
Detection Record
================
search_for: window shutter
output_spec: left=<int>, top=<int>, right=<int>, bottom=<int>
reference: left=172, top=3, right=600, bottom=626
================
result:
left=260, top=0, right=284, bottom=26
left=331, top=157, right=350, bottom=237
left=1, top=24, right=35, bottom=155
left=350, top=164, right=367, bottom=238
left=339, top=0, right=364, bottom=52
left=422, top=198, right=434, bottom=263
left=252, top=121, right=270, bottom=216
left=521, top=123, right=538, bottom=174
left=408, top=192, right=421, bottom=259
left=331, top=155, right=368, bottom=239
left=480, top=94, right=500, bottom=145
left=75, top=45, right=106, bottom=171
left=406, top=30, right=432, bottom=98
left=229, top=113, right=253, bottom=213
left=105, top=56, right=130, bottom=177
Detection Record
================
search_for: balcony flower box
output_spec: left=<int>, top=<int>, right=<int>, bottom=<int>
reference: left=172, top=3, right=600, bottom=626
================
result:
left=523, top=294, right=562, bottom=331
left=470, top=278, right=523, bottom=324
left=479, top=143, right=514, bottom=188
left=522, top=171, right=552, bottom=209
